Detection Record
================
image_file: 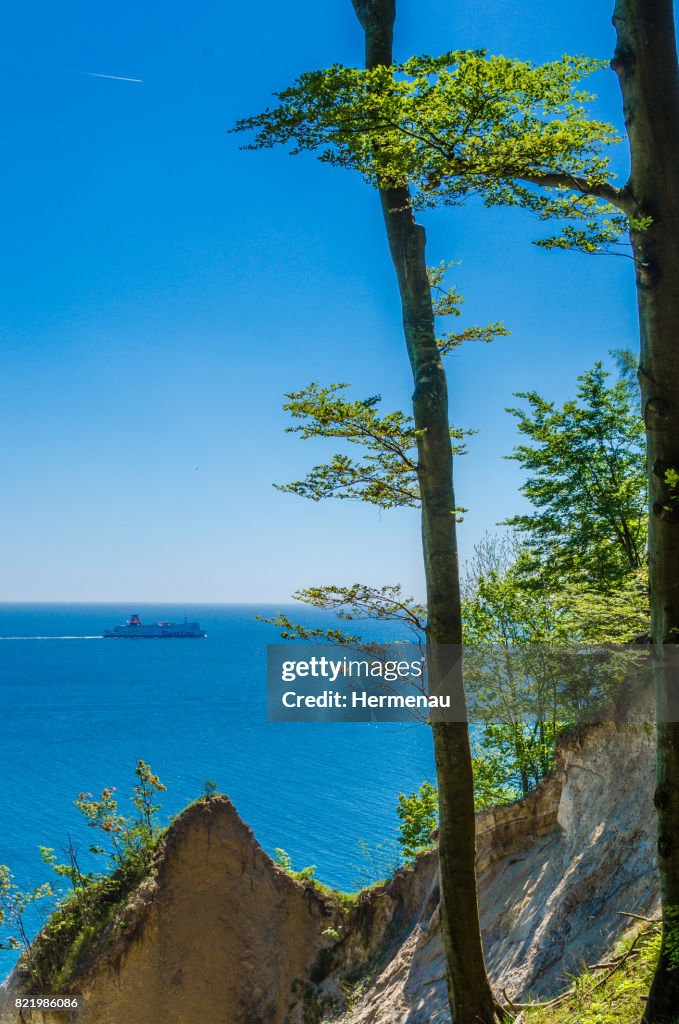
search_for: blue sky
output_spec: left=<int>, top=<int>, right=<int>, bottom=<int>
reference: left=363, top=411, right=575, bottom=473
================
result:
left=1, top=0, right=645, bottom=601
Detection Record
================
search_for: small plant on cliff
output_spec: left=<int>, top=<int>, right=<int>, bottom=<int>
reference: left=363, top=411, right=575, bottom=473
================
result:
left=273, top=848, right=293, bottom=871
left=296, top=864, right=317, bottom=880
left=39, top=837, right=89, bottom=895
left=396, top=781, right=439, bottom=861
left=351, top=837, right=400, bottom=888
left=72, top=759, right=166, bottom=874
left=273, top=848, right=316, bottom=880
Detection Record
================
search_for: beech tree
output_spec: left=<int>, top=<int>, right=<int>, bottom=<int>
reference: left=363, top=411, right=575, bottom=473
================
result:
left=610, top=4, right=679, bottom=1020
left=237, top=1, right=505, bottom=1018
left=327, top=6, right=495, bottom=1017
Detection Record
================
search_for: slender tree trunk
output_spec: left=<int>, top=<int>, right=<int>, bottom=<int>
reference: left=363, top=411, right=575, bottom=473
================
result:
left=611, top=3, right=679, bottom=1019
left=349, top=3, right=502, bottom=1021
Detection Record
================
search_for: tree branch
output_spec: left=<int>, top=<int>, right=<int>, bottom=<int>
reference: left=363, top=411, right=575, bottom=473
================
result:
left=514, top=169, right=632, bottom=213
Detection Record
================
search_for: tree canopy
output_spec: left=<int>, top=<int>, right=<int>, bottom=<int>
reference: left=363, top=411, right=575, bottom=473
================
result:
left=233, top=50, right=636, bottom=252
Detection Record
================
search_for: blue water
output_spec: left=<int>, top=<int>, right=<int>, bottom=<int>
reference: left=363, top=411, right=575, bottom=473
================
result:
left=0, top=604, right=435, bottom=975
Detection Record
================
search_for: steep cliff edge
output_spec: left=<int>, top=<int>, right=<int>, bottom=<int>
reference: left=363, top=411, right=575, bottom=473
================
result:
left=343, top=719, right=657, bottom=1024
left=6, top=797, right=349, bottom=1024
left=2, top=720, right=658, bottom=1024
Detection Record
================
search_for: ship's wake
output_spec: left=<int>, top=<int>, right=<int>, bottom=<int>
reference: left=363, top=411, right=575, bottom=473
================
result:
left=0, top=635, right=104, bottom=640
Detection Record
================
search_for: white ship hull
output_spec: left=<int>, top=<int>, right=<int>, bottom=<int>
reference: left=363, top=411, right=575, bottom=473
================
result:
left=103, top=615, right=206, bottom=639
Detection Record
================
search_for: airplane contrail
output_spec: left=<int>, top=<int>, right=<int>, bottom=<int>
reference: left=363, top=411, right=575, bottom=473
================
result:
left=51, top=67, right=144, bottom=83
left=81, top=71, right=143, bottom=83
left=44, top=66, right=144, bottom=83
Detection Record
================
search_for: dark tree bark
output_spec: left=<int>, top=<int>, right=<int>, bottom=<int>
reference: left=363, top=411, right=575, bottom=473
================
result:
left=349, top=3, right=502, bottom=1021
left=611, top=3, right=679, bottom=1020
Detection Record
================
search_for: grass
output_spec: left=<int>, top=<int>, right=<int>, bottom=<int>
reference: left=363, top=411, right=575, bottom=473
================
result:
left=300, top=875, right=392, bottom=912
left=521, top=921, right=661, bottom=1024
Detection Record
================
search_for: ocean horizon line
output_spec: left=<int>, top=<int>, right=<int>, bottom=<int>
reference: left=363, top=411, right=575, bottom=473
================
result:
left=0, top=600, right=311, bottom=607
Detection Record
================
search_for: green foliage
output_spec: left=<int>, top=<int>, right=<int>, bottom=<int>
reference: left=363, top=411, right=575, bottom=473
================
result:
left=202, top=779, right=218, bottom=798
left=396, top=781, right=439, bottom=860
left=664, top=905, right=679, bottom=973
left=73, top=786, right=126, bottom=862
left=462, top=535, right=560, bottom=643
left=296, top=865, right=317, bottom=881
left=233, top=50, right=627, bottom=252
left=473, top=722, right=563, bottom=804
left=553, top=569, right=649, bottom=643
left=470, top=694, right=572, bottom=805
left=471, top=744, right=522, bottom=811
left=273, top=848, right=292, bottom=871
left=1, top=761, right=167, bottom=991
left=30, top=859, right=155, bottom=992
left=505, top=362, right=647, bottom=589
left=260, top=582, right=426, bottom=648
left=461, top=532, right=647, bottom=801
left=427, top=261, right=510, bottom=354
left=273, top=848, right=316, bottom=880
left=39, top=843, right=90, bottom=894
left=131, top=760, right=166, bottom=831
left=258, top=607, right=363, bottom=647
left=462, top=532, right=648, bottom=646
left=266, top=261, right=505, bottom=546
left=0, top=864, right=53, bottom=959
left=461, top=539, right=569, bottom=800
left=278, top=382, right=467, bottom=510
left=662, top=466, right=679, bottom=516
left=74, top=760, right=166, bottom=874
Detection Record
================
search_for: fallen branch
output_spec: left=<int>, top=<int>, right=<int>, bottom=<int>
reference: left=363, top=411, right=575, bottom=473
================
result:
left=503, top=988, right=575, bottom=1011
left=617, top=911, right=661, bottom=925
left=588, top=951, right=640, bottom=970
left=501, top=987, right=523, bottom=1015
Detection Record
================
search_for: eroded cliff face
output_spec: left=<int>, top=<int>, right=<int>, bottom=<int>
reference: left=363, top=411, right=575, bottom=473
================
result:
left=71, top=799, right=345, bottom=1024
left=2, top=720, right=658, bottom=1024
left=3, top=799, right=347, bottom=1024
left=343, top=720, right=657, bottom=1024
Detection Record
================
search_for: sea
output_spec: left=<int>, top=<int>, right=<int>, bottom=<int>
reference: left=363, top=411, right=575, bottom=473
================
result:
left=0, top=604, right=435, bottom=976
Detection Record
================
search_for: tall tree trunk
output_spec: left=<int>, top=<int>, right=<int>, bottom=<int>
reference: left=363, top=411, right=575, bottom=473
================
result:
left=611, top=3, right=679, bottom=1020
left=349, top=3, right=501, bottom=1021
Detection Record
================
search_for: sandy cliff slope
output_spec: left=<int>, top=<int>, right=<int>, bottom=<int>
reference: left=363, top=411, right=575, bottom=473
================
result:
left=2, top=719, right=658, bottom=1024
left=344, top=719, right=657, bottom=1024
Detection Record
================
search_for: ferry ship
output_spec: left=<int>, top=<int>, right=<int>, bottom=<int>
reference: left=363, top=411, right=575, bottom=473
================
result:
left=103, top=613, right=207, bottom=639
